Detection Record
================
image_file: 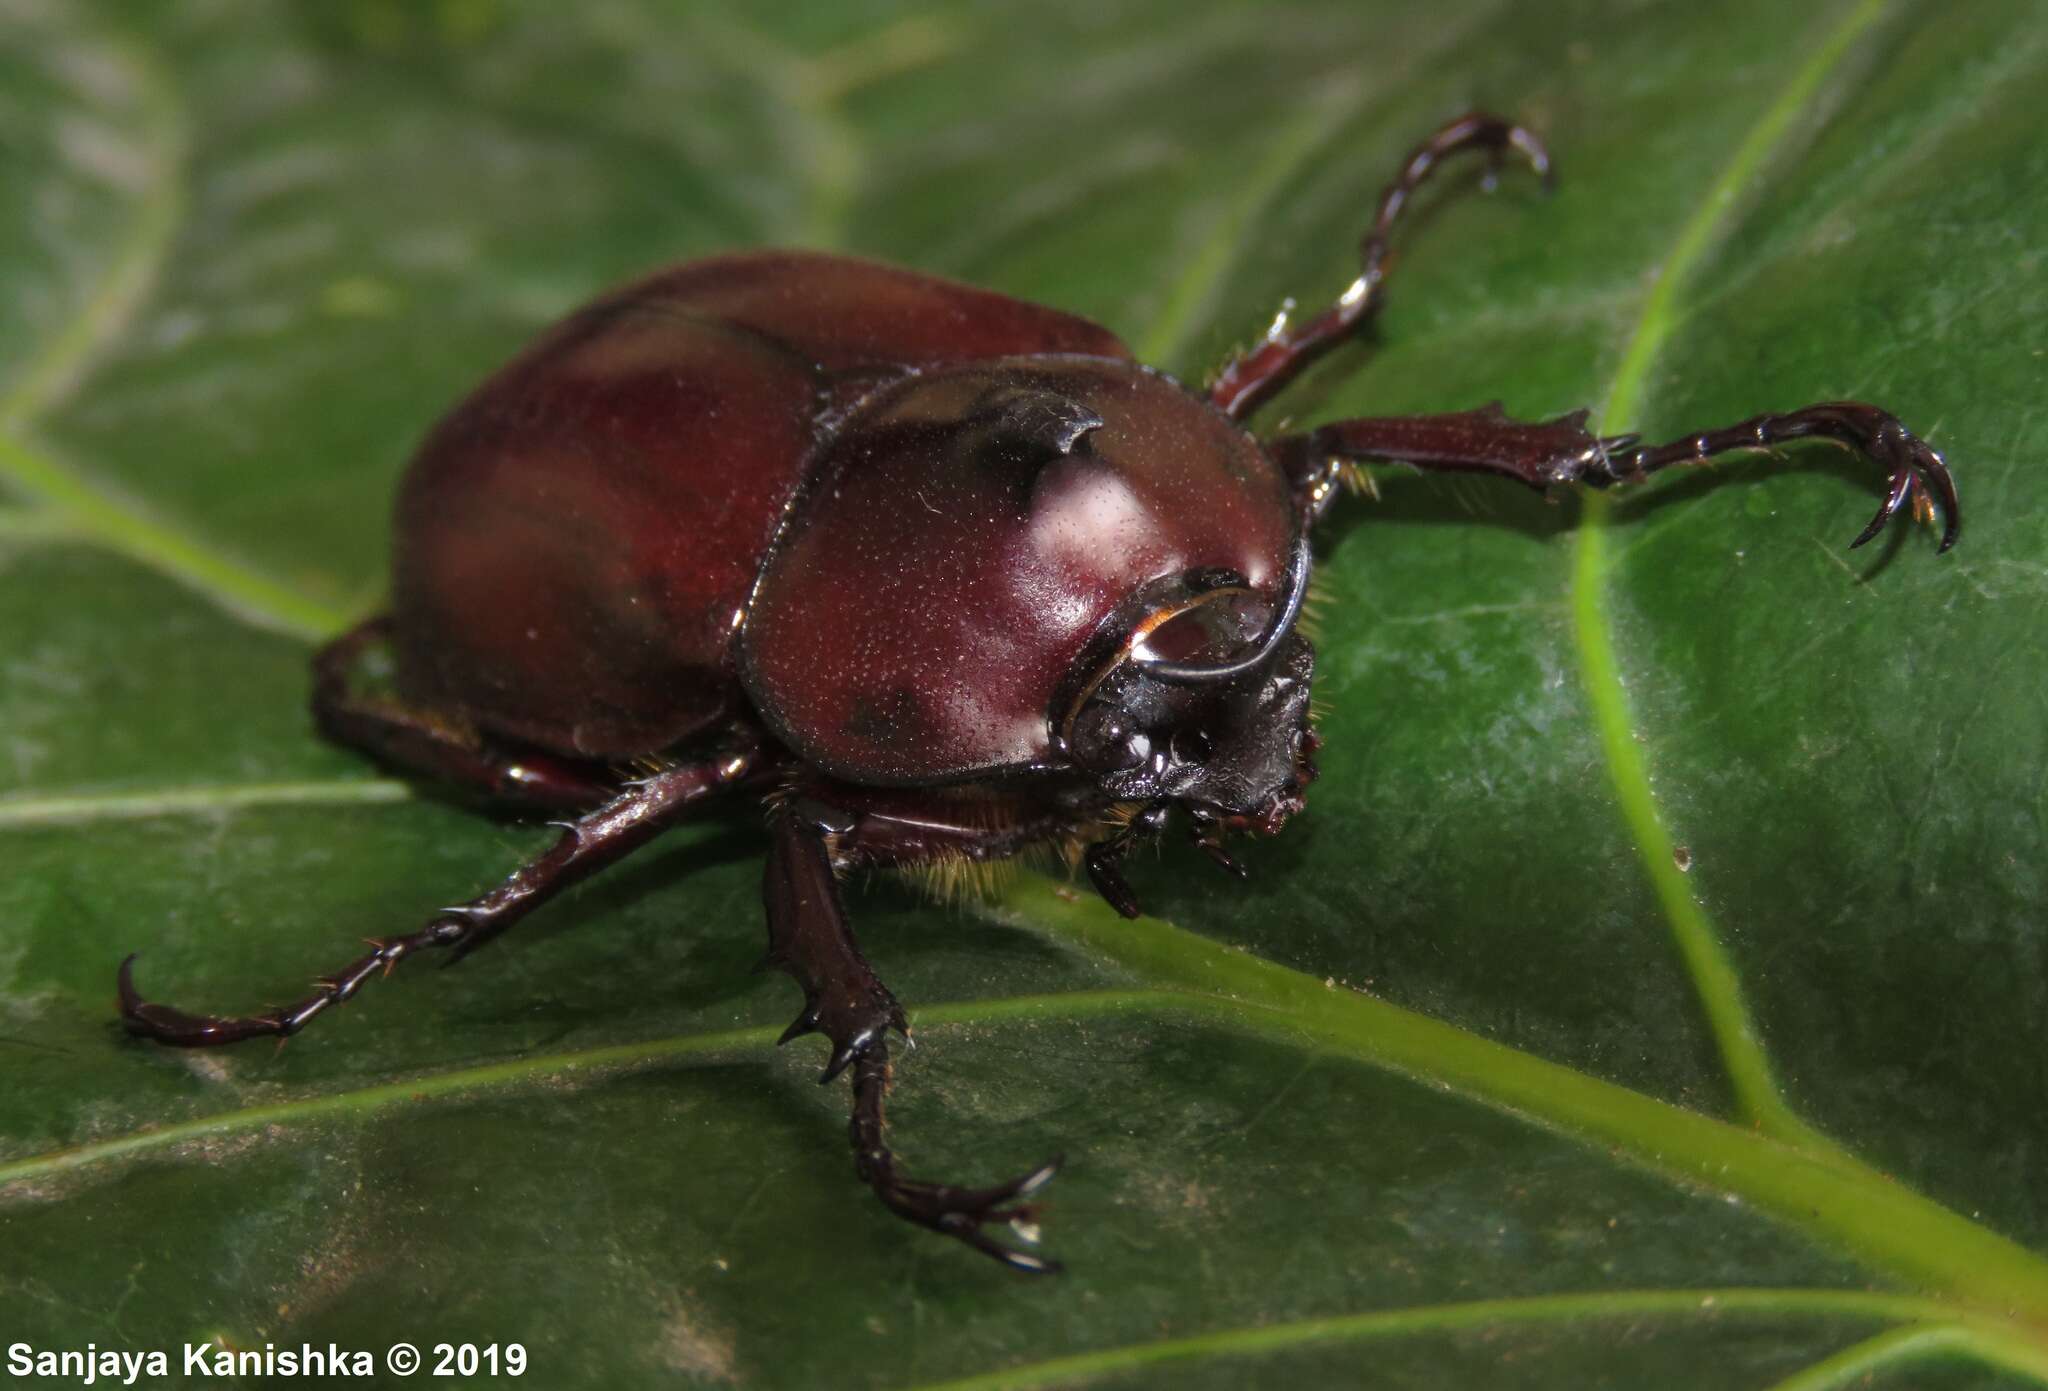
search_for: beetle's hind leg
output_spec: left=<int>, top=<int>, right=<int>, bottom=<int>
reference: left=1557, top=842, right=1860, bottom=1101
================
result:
left=313, top=616, right=617, bottom=811
left=119, top=743, right=760, bottom=1046
left=762, top=801, right=1062, bottom=1273
left=1272, top=400, right=1958, bottom=550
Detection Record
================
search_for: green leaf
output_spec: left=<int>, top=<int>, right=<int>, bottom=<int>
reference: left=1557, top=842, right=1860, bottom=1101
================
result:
left=3, top=1, right=2044, bottom=1387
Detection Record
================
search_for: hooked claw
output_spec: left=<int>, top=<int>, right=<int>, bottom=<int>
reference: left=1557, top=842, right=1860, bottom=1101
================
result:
left=1839, top=406, right=1960, bottom=553
left=875, top=1156, right=1066, bottom=1274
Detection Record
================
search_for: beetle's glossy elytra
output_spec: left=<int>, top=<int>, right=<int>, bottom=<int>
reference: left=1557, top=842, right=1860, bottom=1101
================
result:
left=391, top=252, right=1132, bottom=760
left=118, top=112, right=1959, bottom=1273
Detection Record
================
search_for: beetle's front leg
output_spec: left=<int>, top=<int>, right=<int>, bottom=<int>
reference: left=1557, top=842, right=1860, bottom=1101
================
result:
left=761, top=800, right=910, bottom=1081
left=1273, top=401, right=1959, bottom=550
left=1209, top=111, right=1551, bottom=421
left=761, top=801, right=1061, bottom=1272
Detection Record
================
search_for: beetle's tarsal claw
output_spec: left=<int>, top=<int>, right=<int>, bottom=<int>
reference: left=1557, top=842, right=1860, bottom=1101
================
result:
left=870, top=1152, right=1068, bottom=1274
left=117, top=952, right=145, bottom=1015
left=1849, top=509, right=1891, bottom=550
left=1014, top=1155, right=1062, bottom=1200
left=988, top=1244, right=1062, bottom=1275
left=1506, top=121, right=1555, bottom=190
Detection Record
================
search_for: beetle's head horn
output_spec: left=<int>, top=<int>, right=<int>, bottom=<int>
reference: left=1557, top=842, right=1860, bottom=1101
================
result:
left=1128, top=537, right=1310, bottom=687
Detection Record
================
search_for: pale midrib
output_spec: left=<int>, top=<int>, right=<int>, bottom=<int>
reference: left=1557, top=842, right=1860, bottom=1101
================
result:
left=0, top=30, right=346, bottom=642
left=9, top=980, right=2048, bottom=1381
left=1, top=786, right=2044, bottom=1388
left=0, top=991, right=1168, bottom=1188
left=11, top=843, right=2048, bottom=1345
left=0, top=778, right=410, bottom=829
left=1571, top=0, right=1890, bottom=1148
left=984, top=877, right=2048, bottom=1334
left=1759, top=1327, right=1983, bottom=1391
left=898, top=1291, right=2046, bottom=1391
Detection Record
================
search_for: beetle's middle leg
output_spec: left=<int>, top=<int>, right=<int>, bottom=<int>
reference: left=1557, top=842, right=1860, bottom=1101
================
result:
left=763, top=799, right=1063, bottom=1272
left=119, top=742, right=760, bottom=1046
left=1272, top=401, right=1959, bottom=550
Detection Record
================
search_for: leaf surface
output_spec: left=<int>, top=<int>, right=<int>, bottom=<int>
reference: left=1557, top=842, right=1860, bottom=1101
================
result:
left=2, top=2, right=2045, bottom=1387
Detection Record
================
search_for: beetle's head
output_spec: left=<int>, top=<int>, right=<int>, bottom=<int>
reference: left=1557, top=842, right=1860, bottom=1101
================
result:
left=1056, top=539, right=1321, bottom=893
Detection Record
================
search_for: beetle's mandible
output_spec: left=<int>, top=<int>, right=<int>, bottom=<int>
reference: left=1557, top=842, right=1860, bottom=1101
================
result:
left=117, top=113, right=1959, bottom=1272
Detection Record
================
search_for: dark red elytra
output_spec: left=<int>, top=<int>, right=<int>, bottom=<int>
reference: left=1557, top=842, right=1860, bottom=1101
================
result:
left=118, top=113, right=1958, bottom=1273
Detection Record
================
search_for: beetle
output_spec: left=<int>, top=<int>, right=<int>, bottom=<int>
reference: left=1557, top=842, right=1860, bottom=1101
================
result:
left=116, top=112, right=1958, bottom=1273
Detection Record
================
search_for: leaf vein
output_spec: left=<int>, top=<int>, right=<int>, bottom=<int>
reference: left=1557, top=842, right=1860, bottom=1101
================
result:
left=0, top=778, right=411, bottom=831
left=895, top=1292, right=2042, bottom=1391
left=1571, top=0, right=1892, bottom=1145
left=0, top=27, right=345, bottom=640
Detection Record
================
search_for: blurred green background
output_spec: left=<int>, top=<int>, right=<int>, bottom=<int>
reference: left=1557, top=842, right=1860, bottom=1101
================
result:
left=2, top=0, right=2044, bottom=1386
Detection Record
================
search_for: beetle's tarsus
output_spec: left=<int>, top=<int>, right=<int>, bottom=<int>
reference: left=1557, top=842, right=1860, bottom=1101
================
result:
left=1277, top=400, right=1960, bottom=554
left=851, top=1043, right=1064, bottom=1273
left=1608, top=402, right=1960, bottom=553
left=118, top=954, right=293, bottom=1047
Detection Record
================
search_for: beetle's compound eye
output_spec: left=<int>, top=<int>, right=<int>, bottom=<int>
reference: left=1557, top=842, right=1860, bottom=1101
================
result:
left=1070, top=702, right=1151, bottom=773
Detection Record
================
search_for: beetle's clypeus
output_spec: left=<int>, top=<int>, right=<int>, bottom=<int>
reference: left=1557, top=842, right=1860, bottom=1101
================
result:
left=118, top=113, right=1958, bottom=1272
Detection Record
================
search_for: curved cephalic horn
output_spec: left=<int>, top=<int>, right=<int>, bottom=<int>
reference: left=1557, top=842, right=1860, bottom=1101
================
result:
left=1134, top=535, right=1310, bottom=685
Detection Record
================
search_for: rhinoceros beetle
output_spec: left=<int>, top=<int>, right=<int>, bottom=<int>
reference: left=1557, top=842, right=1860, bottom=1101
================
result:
left=117, top=112, right=1958, bottom=1273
